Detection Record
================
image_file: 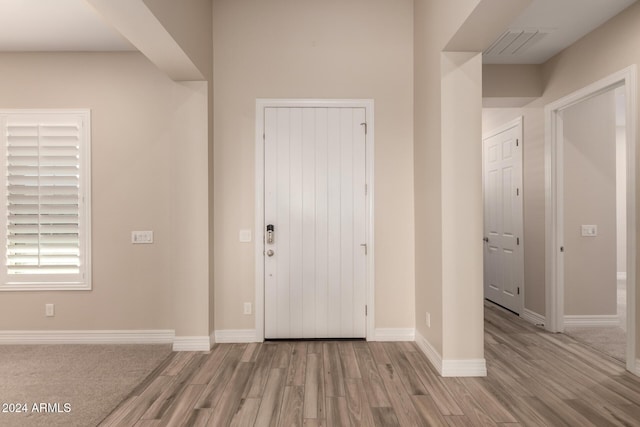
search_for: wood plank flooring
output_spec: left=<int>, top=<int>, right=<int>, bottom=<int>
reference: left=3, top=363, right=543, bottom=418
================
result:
left=100, top=303, right=640, bottom=426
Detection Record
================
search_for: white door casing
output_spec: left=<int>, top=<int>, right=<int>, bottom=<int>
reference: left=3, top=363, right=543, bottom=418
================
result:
left=545, top=65, right=637, bottom=373
left=255, top=99, right=375, bottom=341
left=483, top=117, right=524, bottom=314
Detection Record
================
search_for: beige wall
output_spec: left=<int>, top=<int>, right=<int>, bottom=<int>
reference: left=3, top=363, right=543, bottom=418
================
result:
left=212, top=0, right=415, bottom=331
left=143, top=0, right=213, bottom=79
left=0, top=52, right=210, bottom=336
left=441, top=52, right=484, bottom=358
left=483, top=64, right=542, bottom=98
left=563, top=90, right=617, bottom=316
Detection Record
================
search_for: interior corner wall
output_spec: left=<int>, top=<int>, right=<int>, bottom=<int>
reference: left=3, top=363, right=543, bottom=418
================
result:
left=137, top=0, right=215, bottom=337
left=0, top=52, right=210, bottom=337
left=213, top=0, right=415, bottom=333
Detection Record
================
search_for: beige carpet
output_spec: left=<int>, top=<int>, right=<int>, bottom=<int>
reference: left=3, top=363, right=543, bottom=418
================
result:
left=0, top=344, right=173, bottom=427
left=563, top=326, right=626, bottom=362
left=564, top=281, right=627, bottom=363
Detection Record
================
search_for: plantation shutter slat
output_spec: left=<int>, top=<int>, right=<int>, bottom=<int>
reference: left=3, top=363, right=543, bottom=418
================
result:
left=5, top=119, right=82, bottom=276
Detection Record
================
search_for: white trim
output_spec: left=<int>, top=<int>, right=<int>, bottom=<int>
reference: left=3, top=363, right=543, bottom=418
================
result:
left=545, top=65, right=637, bottom=373
left=214, top=329, right=258, bottom=343
left=563, top=315, right=620, bottom=327
left=0, top=329, right=174, bottom=345
left=172, top=336, right=211, bottom=352
left=415, top=330, right=443, bottom=375
left=414, top=330, right=486, bottom=377
left=255, top=99, right=375, bottom=342
left=482, top=116, right=524, bottom=314
left=373, top=328, right=415, bottom=342
left=521, top=309, right=545, bottom=327
left=441, top=359, right=487, bottom=377
left=618, top=272, right=627, bottom=282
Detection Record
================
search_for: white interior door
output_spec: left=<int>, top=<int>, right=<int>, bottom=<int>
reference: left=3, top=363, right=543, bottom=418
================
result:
left=264, top=107, right=367, bottom=339
left=483, top=118, right=524, bottom=314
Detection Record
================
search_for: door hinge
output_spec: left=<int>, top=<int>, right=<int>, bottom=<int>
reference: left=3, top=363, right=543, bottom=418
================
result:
left=516, top=237, right=520, bottom=245
left=365, top=305, right=368, bottom=316
left=517, top=287, right=520, bottom=295
left=360, top=243, right=368, bottom=255
left=516, top=138, right=519, bottom=147
left=365, top=184, right=368, bottom=195
left=560, top=246, right=564, bottom=252
left=360, top=122, right=367, bottom=135
left=516, top=188, right=520, bottom=196
left=263, top=133, right=265, bottom=141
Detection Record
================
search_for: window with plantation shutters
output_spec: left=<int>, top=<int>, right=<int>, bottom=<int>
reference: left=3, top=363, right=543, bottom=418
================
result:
left=0, top=110, right=91, bottom=291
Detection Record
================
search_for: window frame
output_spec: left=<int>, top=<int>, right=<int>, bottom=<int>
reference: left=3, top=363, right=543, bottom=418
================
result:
left=0, top=109, right=92, bottom=291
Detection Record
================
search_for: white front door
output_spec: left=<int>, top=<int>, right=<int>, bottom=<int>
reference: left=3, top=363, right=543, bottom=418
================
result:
left=483, top=117, right=524, bottom=314
left=263, top=107, right=367, bottom=339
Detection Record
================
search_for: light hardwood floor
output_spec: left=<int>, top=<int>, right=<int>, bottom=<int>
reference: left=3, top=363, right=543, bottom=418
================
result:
left=100, top=303, right=640, bottom=426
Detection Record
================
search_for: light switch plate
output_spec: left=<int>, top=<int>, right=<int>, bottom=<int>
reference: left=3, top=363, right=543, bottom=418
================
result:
left=239, top=229, right=252, bottom=243
left=132, top=231, right=154, bottom=244
left=581, top=225, right=597, bottom=237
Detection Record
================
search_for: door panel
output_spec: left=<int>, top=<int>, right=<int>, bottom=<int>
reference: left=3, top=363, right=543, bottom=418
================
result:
left=264, top=107, right=366, bottom=339
left=483, top=119, right=523, bottom=314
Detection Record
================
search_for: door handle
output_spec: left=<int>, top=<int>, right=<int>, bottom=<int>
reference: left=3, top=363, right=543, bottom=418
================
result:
left=266, top=249, right=274, bottom=257
left=483, top=237, right=489, bottom=243
left=266, top=224, right=275, bottom=244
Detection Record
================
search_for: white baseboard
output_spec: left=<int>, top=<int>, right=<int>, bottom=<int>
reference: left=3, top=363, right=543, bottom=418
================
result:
left=415, top=330, right=443, bottom=375
left=214, top=329, right=258, bottom=343
left=373, top=328, right=415, bottom=342
left=173, top=336, right=212, bottom=351
left=414, top=330, right=486, bottom=377
left=564, top=315, right=620, bottom=327
left=521, top=309, right=545, bottom=327
left=442, top=359, right=487, bottom=377
left=0, top=330, right=174, bottom=345
left=214, top=328, right=417, bottom=343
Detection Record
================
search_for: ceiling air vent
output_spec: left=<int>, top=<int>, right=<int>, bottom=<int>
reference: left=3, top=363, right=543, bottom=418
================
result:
left=484, top=28, right=552, bottom=58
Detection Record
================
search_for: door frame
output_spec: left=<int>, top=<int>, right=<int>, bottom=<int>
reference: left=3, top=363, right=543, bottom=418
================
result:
left=545, top=65, right=637, bottom=373
left=254, top=99, right=375, bottom=341
left=482, top=116, right=524, bottom=315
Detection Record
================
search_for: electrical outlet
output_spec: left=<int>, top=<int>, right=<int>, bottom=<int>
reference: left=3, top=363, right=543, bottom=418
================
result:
left=46, top=304, right=55, bottom=317
left=426, top=312, right=431, bottom=327
left=244, top=302, right=252, bottom=315
left=131, top=231, right=154, bottom=244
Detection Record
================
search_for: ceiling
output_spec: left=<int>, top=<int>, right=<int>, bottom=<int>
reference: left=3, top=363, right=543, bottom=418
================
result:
left=483, top=0, right=637, bottom=64
left=0, top=0, right=637, bottom=63
left=0, top=0, right=134, bottom=51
